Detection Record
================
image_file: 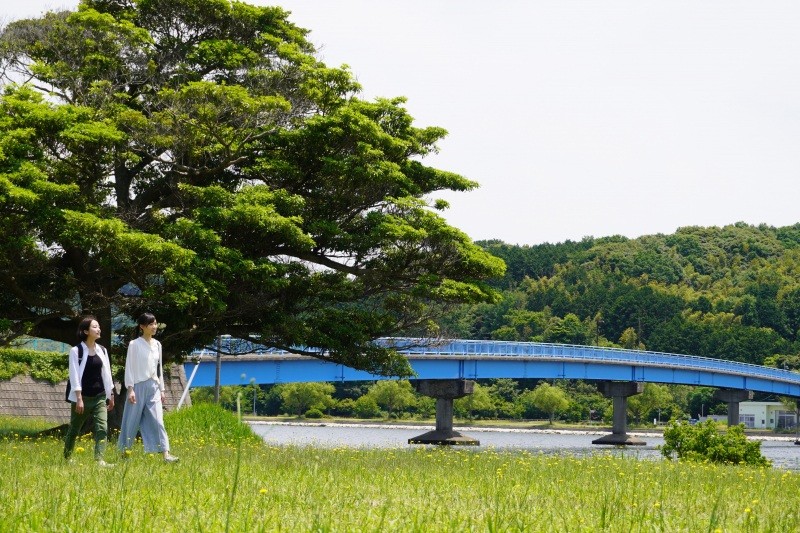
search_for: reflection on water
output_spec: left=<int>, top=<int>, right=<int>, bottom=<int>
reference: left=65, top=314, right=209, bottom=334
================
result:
left=249, top=421, right=800, bottom=470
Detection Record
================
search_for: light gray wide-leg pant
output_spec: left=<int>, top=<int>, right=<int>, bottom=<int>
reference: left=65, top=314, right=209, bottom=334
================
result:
left=118, top=378, right=170, bottom=453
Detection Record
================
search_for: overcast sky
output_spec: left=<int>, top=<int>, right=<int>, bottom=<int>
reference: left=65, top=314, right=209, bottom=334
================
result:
left=5, top=1, right=800, bottom=245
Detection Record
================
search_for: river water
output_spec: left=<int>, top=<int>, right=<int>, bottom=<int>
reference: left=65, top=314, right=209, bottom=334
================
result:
left=249, top=421, right=800, bottom=470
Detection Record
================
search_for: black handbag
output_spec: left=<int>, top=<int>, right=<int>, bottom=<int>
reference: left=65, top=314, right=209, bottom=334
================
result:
left=64, top=344, right=84, bottom=402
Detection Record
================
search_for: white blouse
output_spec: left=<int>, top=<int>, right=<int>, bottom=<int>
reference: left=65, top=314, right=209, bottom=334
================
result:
left=124, top=336, right=164, bottom=391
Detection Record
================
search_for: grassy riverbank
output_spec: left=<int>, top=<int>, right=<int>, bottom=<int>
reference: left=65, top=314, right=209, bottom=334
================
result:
left=1, top=406, right=798, bottom=532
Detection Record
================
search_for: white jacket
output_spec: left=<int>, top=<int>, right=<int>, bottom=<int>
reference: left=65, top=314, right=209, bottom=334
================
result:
left=67, top=342, right=114, bottom=402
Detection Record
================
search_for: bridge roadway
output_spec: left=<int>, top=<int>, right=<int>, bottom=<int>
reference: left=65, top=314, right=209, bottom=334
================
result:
left=184, top=338, right=800, bottom=446
left=186, top=337, right=800, bottom=396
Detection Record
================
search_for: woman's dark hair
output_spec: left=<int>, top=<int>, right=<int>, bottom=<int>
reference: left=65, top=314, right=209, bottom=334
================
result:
left=136, top=312, right=157, bottom=335
left=77, top=316, right=97, bottom=343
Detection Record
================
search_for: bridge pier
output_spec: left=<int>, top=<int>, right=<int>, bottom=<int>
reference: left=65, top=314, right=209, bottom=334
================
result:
left=408, top=379, right=479, bottom=445
left=713, top=388, right=753, bottom=427
left=592, top=381, right=646, bottom=446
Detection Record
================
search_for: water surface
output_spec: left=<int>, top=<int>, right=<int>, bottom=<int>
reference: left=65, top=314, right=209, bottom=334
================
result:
left=249, top=421, right=800, bottom=470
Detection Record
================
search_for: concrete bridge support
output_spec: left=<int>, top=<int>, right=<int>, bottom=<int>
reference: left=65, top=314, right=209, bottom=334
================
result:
left=408, top=379, right=479, bottom=445
left=592, top=381, right=646, bottom=446
left=713, top=388, right=753, bottom=427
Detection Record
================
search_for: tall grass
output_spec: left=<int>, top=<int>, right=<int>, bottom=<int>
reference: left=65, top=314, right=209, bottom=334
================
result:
left=0, top=406, right=798, bottom=531
left=167, top=403, right=262, bottom=446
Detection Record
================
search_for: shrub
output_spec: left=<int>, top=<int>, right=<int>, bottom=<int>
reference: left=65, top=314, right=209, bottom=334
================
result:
left=305, top=408, right=324, bottom=419
left=165, top=403, right=261, bottom=445
left=412, top=396, right=435, bottom=418
left=0, top=347, right=123, bottom=383
left=0, top=348, right=68, bottom=382
left=331, top=398, right=356, bottom=417
left=660, top=419, right=771, bottom=466
left=277, top=382, right=335, bottom=416
left=353, top=396, right=382, bottom=418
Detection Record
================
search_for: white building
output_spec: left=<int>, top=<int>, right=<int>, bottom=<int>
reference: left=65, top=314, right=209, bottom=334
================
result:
left=738, top=401, right=797, bottom=430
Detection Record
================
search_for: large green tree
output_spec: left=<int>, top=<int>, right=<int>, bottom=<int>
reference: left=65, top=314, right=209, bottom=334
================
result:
left=364, top=380, right=416, bottom=418
left=276, top=382, right=335, bottom=416
left=519, top=382, right=570, bottom=423
left=0, top=0, right=503, bottom=375
left=626, top=383, right=672, bottom=424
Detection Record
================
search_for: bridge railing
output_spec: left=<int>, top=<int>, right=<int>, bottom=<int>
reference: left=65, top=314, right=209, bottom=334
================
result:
left=189, top=336, right=800, bottom=385
left=376, top=338, right=800, bottom=385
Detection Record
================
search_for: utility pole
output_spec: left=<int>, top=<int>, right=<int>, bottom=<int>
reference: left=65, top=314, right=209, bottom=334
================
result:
left=251, top=377, right=257, bottom=416
left=795, top=399, right=800, bottom=446
left=214, top=335, right=222, bottom=403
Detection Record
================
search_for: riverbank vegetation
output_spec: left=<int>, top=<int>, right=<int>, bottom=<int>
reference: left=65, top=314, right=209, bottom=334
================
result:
left=192, top=377, right=758, bottom=430
left=661, top=420, right=771, bottom=466
left=1, top=405, right=797, bottom=532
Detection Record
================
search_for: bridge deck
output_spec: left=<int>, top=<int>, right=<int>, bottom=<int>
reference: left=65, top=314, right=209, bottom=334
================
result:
left=185, top=338, right=800, bottom=397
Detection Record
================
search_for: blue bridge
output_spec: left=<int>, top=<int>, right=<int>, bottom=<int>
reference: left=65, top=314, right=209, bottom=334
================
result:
left=183, top=338, right=800, bottom=446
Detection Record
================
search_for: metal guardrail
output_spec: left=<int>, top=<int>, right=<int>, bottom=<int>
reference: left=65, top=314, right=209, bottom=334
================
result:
left=377, top=338, right=800, bottom=385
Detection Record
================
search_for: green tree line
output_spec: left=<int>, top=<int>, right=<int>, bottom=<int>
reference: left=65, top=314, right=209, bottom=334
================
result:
left=194, top=378, right=727, bottom=426
left=443, top=222, right=800, bottom=369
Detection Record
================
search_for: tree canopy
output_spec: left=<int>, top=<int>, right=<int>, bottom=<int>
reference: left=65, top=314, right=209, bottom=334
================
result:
left=0, top=0, right=504, bottom=375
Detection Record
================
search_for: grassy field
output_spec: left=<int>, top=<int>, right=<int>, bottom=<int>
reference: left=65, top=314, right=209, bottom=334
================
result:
left=1, top=406, right=798, bottom=532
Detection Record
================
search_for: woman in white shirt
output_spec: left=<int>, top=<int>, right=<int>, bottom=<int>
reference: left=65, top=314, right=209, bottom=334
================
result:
left=64, top=316, right=115, bottom=465
left=118, top=312, right=178, bottom=463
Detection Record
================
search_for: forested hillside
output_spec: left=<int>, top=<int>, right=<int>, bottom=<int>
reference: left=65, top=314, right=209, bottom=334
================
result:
left=439, top=222, right=800, bottom=369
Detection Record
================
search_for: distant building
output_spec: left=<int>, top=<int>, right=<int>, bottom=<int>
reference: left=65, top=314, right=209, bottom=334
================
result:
left=738, top=401, right=796, bottom=430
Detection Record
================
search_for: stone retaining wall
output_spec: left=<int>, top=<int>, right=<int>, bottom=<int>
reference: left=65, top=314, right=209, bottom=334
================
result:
left=0, top=365, right=190, bottom=423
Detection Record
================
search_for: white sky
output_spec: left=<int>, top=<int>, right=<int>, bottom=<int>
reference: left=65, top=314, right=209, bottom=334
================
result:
left=5, top=1, right=800, bottom=245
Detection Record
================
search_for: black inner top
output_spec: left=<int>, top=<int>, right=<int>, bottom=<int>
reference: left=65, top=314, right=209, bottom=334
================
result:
left=80, top=354, right=105, bottom=397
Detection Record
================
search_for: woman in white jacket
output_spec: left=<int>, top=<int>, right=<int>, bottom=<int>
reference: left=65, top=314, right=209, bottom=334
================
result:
left=118, top=312, right=178, bottom=463
left=64, top=316, right=115, bottom=466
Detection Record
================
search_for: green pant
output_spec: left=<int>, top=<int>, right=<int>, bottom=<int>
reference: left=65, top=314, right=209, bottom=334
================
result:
left=63, top=394, right=108, bottom=460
